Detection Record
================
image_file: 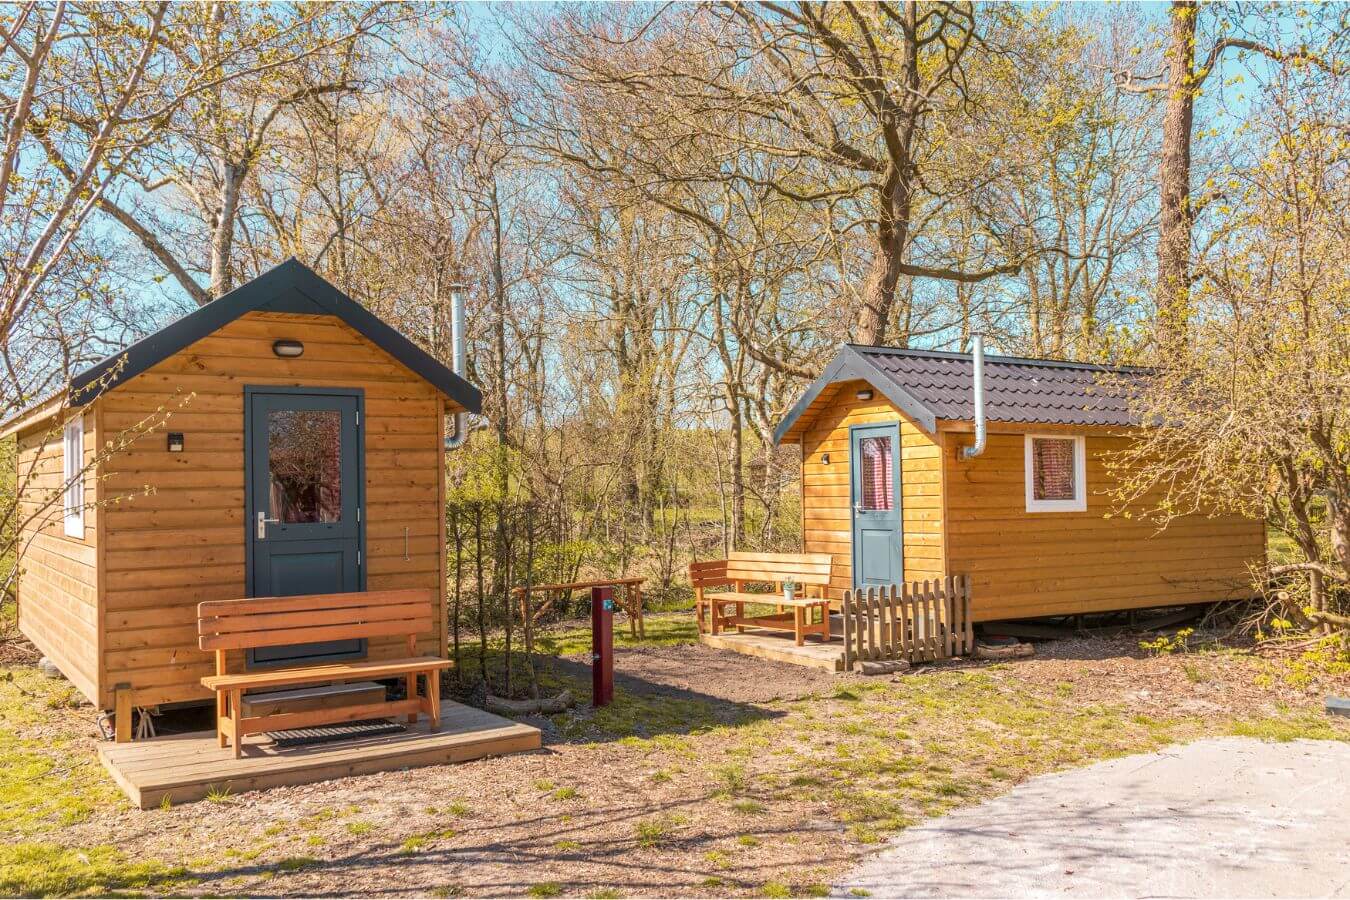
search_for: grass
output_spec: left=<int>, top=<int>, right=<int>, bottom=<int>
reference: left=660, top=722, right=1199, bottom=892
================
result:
left=526, top=882, right=563, bottom=898
left=534, top=614, right=698, bottom=657
left=0, top=668, right=126, bottom=839
left=0, top=844, right=189, bottom=897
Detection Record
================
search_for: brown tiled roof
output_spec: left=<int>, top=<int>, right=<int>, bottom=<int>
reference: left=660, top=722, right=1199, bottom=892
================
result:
left=852, top=345, right=1147, bottom=427
left=774, top=344, right=1148, bottom=443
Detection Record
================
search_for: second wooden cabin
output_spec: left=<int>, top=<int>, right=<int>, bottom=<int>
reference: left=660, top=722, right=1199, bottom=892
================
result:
left=774, top=343, right=1266, bottom=621
left=3, top=260, right=479, bottom=718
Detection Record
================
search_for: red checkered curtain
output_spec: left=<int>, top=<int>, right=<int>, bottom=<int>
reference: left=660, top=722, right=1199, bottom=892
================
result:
left=1032, top=438, right=1076, bottom=500
left=859, top=436, right=893, bottom=510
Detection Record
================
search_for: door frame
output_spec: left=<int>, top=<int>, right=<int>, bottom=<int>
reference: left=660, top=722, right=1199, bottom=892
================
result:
left=848, top=420, right=903, bottom=589
left=242, top=385, right=367, bottom=664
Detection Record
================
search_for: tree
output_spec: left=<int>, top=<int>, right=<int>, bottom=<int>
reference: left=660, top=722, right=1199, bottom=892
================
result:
left=1115, top=1, right=1342, bottom=350
left=529, top=2, right=1042, bottom=346
left=1110, top=53, right=1348, bottom=635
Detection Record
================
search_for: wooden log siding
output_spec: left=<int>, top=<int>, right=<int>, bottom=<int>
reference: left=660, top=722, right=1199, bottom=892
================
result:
left=14, top=409, right=101, bottom=705
left=840, top=576, right=973, bottom=670
left=800, top=380, right=945, bottom=602
left=96, top=310, right=447, bottom=710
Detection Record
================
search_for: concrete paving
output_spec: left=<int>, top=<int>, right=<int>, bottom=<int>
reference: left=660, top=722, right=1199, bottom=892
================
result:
left=834, top=737, right=1350, bottom=899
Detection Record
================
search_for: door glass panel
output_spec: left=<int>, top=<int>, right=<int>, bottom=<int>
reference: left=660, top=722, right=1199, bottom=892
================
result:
left=268, top=409, right=342, bottom=523
left=859, top=435, right=893, bottom=511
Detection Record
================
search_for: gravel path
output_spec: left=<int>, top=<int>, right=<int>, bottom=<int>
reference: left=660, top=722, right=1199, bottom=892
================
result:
left=835, top=737, right=1350, bottom=899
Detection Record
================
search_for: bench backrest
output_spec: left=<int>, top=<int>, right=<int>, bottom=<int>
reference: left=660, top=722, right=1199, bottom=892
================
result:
left=689, top=552, right=833, bottom=590
left=198, top=589, right=435, bottom=653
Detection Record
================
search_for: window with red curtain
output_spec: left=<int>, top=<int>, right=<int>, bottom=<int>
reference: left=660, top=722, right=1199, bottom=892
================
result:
left=1031, top=437, right=1076, bottom=501
left=859, top=435, right=893, bottom=510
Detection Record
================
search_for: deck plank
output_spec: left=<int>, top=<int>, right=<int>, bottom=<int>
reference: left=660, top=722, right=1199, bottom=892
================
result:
left=699, top=620, right=846, bottom=672
left=98, top=698, right=541, bottom=808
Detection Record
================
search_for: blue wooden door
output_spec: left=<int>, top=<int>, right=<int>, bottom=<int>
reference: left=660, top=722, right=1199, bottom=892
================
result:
left=246, top=388, right=364, bottom=666
left=850, top=422, right=903, bottom=588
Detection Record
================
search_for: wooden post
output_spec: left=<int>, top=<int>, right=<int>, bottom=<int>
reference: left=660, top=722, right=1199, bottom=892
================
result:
left=591, top=586, right=614, bottom=707
left=842, top=590, right=855, bottom=671
left=114, top=683, right=133, bottom=744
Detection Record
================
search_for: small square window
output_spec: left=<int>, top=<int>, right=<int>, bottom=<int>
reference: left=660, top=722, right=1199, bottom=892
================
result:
left=1025, top=434, right=1086, bottom=512
left=63, top=417, right=84, bottom=539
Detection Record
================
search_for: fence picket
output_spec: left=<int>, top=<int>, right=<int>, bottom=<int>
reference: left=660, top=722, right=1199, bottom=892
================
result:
left=835, top=576, right=972, bottom=667
left=842, top=590, right=854, bottom=671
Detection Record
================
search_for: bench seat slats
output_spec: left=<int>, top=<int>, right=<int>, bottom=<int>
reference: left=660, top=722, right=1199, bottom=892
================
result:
left=202, top=656, right=451, bottom=691
left=196, top=589, right=446, bottom=757
left=702, top=592, right=830, bottom=608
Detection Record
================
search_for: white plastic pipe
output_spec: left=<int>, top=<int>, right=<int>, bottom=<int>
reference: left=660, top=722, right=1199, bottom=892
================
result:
left=960, top=335, right=986, bottom=460
left=444, top=284, right=469, bottom=450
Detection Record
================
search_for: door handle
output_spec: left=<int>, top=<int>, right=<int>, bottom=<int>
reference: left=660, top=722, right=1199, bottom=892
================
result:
left=256, top=510, right=280, bottom=539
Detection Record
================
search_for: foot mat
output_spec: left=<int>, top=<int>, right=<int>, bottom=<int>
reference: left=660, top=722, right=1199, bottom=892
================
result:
left=267, top=719, right=405, bottom=747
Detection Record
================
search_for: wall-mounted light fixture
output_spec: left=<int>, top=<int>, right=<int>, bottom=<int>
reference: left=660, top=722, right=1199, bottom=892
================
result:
left=167, top=432, right=185, bottom=452
left=855, top=388, right=874, bottom=401
left=821, top=452, right=830, bottom=465
left=272, top=339, right=304, bottom=358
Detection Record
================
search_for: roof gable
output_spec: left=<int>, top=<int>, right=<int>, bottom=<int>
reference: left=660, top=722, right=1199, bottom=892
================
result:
left=69, top=259, right=480, bottom=414
left=774, top=343, right=1147, bottom=444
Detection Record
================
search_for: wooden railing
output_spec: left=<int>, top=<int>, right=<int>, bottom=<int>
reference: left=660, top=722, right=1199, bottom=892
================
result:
left=840, top=576, right=973, bottom=671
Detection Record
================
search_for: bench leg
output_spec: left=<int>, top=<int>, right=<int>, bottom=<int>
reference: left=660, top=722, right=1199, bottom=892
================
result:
left=216, top=691, right=227, bottom=748
left=819, top=604, right=831, bottom=643
left=427, top=670, right=441, bottom=732
left=736, top=601, right=745, bottom=633
left=405, top=674, right=418, bottom=724
left=229, top=689, right=243, bottom=759
left=794, top=606, right=805, bottom=646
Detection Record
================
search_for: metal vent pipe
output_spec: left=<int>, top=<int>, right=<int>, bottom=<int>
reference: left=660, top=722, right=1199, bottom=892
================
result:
left=444, top=284, right=469, bottom=450
left=960, top=335, right=986, bottom=460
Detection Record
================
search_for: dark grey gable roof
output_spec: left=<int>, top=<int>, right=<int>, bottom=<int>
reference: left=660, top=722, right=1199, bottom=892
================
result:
left=70, top=258, right=481, bottom=413
left=773, top=343, right=1148, bottom=444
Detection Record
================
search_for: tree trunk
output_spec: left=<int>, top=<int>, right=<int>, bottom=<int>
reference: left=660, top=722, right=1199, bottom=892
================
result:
left=1156, top=0, right=1197, bottom=349
left=209, top=160, right=243, bottom=301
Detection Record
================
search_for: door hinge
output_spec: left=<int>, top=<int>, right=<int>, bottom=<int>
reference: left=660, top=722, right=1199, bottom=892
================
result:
left=357, top=550, right=362, bottom=565
left=355, top=411, right=360, bottom=425
left=356, top=507, right=361, bottom=522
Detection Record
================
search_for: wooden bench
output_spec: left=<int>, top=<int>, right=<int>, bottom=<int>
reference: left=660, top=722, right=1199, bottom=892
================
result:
left=689, top=552, right=834, bottom=646
left=198, top=589, right=451, bottom=758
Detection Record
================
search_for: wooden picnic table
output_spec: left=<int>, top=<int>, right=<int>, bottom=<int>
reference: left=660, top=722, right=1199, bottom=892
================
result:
left=512, top=577, right=647, bottom=638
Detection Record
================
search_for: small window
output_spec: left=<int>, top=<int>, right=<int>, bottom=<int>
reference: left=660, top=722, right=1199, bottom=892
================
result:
left=63, top=417, right=85, bottom=538
left=1024, top=434, right=1086, bottom=512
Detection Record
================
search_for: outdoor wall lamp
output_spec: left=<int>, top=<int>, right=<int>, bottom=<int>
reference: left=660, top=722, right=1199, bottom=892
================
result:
left=167, top=432, right=184, bottom=452
left=272, top=339, right=304, bottom=358
left=856, top=388, right=873, bottom=401
left=821, top=453, right=830, bottom=465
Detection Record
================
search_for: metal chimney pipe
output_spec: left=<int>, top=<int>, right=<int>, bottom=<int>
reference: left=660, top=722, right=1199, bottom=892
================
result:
left=444, top=283, right=469, bottom=450
left=960, top=335, right=987, bottom=460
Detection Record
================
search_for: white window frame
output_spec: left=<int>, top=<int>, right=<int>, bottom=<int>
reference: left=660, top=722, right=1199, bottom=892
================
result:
left=63, top=416, right=85, bottom=539
left=1024, top=433, right=1086, bottom=513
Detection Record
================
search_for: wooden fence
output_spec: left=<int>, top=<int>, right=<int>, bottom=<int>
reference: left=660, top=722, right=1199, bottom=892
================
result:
left=840, top=576, right=973, bottom=671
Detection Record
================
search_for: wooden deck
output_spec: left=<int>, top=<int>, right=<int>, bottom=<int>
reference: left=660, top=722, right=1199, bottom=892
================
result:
left=99, top=699, right=541, bottom=809
left=699, top=615, right=847, bottom=672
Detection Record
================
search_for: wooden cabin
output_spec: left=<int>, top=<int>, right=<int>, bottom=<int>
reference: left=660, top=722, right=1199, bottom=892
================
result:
left=2, top=259, right=479, bottom=714
left=774, top=344, right=1265, bottom=622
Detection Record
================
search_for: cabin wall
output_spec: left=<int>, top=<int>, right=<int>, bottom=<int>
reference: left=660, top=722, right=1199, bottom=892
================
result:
left=943, top=429, right=1266, bottom=621
left=98, top=311, right=445, bottom=709
left=800, top=381, right=945, bottom=601
left=15, top=409, right=101, bottom=704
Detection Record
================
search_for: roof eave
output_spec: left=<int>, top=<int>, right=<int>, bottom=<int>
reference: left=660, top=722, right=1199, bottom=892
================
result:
left=773, top=345, right=938, bottom=444
left=66, top=259, right=482, bottom=415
